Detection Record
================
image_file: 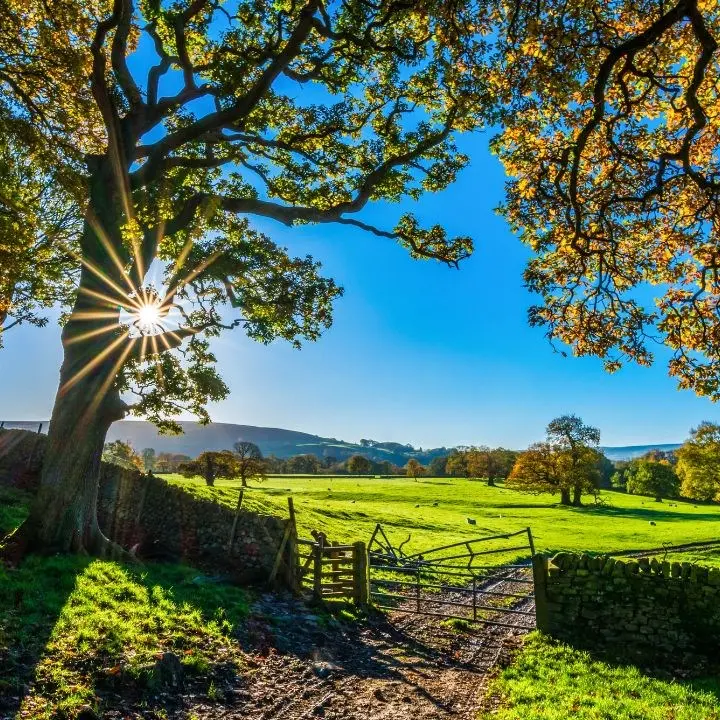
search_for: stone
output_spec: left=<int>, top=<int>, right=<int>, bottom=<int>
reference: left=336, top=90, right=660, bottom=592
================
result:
left=75, top=707, right=99, bottom=720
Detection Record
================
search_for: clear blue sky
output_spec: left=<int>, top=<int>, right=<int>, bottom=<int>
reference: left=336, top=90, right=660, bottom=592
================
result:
left=2, top=130, right=719, bottom=449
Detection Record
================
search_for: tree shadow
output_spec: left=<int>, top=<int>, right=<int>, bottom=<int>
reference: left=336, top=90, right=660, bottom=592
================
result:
left=555, top=636, right=720, bottom=701
left=0, top=554, right=254, bottom=719
left=0, top=554, right=90, bottom=718
left=569, top=503, right=720, bottom=523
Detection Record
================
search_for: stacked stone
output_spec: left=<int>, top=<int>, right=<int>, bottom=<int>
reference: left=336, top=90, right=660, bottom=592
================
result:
left=542, top=551, right=720, bottom=662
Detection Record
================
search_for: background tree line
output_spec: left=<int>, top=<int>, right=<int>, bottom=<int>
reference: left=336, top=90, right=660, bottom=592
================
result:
left=107, top=418, right=720, bottom=507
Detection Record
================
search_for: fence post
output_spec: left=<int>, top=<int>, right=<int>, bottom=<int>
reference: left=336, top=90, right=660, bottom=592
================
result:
left=526, top=527, right=536, bottom=556
left=312, top=538, right=324, bottom=601
left=286, top=497, right=299, bottom=592
left=532, top=553, right=550, bottom=632
left=472, top=575, right=477, bottom=622
left=415, top=565, right=421, bottom=612
left=227, top=488, right=244, bottom=551
left=352, top=541, right=369, bottom=605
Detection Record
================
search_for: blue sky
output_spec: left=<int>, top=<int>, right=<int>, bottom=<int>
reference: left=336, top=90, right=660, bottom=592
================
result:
left=3, top=129, right=720, bottom=449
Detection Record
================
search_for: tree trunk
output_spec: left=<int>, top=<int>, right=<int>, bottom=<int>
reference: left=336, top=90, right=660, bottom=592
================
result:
left=487, top=477, right=495, bottom=487
left=572, top=485, right=583, bottom=507
left=560, top=488, right=571, bottom=506
left=20, top=160, right=134, bottom=556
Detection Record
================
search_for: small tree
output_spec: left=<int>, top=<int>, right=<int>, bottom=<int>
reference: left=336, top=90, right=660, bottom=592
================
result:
left=179, top=451, right=239, bottom=487
left=232, top=441, right=267, bottom=488
left=285, top=454, right=322, bottom=475
left=405, top=458, right=425, bottom=482
left=346, top=455, right=373, bottom=476
left=427, top=456, right=448, bottom=477
left=102, top=440, right=143, bottom=472
left=141, top=448, right=156, bottom=473
left=625, top=460, right=680, bottom=502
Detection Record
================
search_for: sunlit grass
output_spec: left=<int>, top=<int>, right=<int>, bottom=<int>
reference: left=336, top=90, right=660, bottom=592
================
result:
left=164, top=474, right=720, bottom=561
left=480, top=633, right=720, bottom=719
left=0, top=556, right=250, bottom=718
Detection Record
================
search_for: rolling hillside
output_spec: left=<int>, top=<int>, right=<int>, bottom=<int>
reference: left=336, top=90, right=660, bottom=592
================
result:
left=1, top=419, right=681, bottom=463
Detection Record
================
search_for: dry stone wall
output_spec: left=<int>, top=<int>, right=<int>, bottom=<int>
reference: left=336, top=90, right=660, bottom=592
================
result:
left=0, top=429, right=293, bottom=584
left=534, top=551, right=720, bottom=662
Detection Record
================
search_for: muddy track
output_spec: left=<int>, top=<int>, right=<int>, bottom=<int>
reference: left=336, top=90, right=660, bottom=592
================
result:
left=190, top=571, right=535, bottom=720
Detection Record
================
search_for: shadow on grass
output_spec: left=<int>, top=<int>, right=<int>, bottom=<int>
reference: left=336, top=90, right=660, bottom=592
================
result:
left=0, top=554, right=252, bottom=719
left=557, top=635, right=720, bottom=702
left=0, top=555, right=89, bottom=717
left=567, top=503, right=720, bottom=523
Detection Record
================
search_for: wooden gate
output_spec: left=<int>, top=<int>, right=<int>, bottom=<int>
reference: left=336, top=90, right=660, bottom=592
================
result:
left=296, top=532, right=368, bottom=603
left=367, top=525, right=536, bottom=629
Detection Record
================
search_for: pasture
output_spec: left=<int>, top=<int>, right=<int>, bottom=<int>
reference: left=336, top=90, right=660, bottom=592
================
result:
left=166, top=474, right=720, bottom=561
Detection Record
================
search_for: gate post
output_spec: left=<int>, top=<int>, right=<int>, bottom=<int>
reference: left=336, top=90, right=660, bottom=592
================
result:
left=312, top=540, right=324, bottom=601
left=352, top=541, right=369, bottom=605
left=532, top=554, right=550, bottom=632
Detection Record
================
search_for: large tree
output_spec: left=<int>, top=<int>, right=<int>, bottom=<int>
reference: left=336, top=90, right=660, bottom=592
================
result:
left=546, top=415, right=601, bottom=506
left=494, top=1, right=720, bottom=398
left=507, top=415, right=602, bottom=506
left=676, top=422, right=720, bottom=501
left=1, top=1, right=490, bottom=555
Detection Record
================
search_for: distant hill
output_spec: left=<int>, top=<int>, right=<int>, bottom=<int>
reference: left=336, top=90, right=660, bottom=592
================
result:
left=1, top=420, right=681, bottom=464
left=599, top=444, right=682, bottom=462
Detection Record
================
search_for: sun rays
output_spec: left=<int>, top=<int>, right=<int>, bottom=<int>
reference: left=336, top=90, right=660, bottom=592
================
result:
left=58, top=221, right=220, bottom=401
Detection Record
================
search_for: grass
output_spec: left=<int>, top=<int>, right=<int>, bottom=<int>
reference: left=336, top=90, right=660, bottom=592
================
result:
left=4, top=475, right=720, bottom=717
left=0, top=485, right=31, bottom=536
left=165, top=474, right=720, bottom=561
left=0, top=554, right=251, bottom=718
left=480, top=633, right=720, bottom=719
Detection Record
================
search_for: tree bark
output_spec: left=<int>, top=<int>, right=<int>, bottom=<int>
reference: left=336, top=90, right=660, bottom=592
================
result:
left=21, top=160, right=134, bottom=556
left=560, top=488, right=571, bottom=506
left=572, top=485, right=583, bottom=507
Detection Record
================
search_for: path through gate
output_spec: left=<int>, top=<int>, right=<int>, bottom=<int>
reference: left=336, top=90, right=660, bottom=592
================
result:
left=367, top=525, right=536, bottom=629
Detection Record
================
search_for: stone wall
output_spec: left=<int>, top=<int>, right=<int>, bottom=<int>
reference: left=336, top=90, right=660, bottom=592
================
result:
left=0, top=429, right=294, bottom=584
left=534, top=552, right=720, bottom=662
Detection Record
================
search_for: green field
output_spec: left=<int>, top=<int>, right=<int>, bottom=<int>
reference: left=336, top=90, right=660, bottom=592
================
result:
left=3, top=476, right=720, bottom=718
left=165, top=474, right=720, bottom=561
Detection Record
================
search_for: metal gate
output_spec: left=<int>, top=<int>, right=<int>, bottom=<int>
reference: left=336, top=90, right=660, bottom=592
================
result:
left=367, top=525, right=536, bottom=629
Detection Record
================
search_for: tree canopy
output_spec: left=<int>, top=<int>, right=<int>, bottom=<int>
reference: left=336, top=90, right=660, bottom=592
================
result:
left=625, top=459, right=680, bottom=501
left=494, top=1, right=720, bottom=398
left=676, top=422, right=720, bottom=501
left=507, top=415, right=602, bottom=505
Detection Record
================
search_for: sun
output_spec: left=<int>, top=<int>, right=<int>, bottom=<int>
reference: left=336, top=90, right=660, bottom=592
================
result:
left=126, top=287, right=170, bottom=337
left=136, top=303, right=162, bottom=331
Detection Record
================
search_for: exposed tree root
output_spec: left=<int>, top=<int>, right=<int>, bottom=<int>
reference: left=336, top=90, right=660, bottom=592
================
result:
left=0, top=518, right=137, bottom=565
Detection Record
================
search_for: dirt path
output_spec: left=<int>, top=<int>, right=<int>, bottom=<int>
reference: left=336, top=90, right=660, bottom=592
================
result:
left=193, top=573, right=535, bottom=720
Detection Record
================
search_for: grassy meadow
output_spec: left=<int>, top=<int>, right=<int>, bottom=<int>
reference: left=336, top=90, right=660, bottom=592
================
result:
left=166, top=474, right=720, bottom=562
left=3, top=475, right=720, bottom=717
